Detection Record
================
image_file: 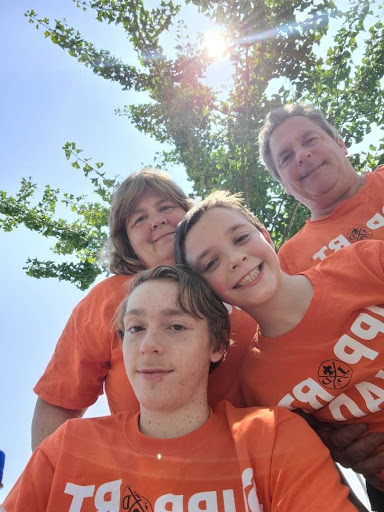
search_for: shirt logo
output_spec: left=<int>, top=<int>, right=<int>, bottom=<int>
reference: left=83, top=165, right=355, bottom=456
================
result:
left=318, top=360, right=353, bottom=390
left=347, top=227, right=373, bottom=243
left=122, top=485, right=153, bottom=512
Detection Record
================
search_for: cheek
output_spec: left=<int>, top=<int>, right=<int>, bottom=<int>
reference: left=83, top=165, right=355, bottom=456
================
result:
left=128, top=230, right=146, bottom=253
left=123, top=344, right=135, bottom=375
left=205, top=273, right=227, bottom=298
left=170, top=208, right=186, bottom=225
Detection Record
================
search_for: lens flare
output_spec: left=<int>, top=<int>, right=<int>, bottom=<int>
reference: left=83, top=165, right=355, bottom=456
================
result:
left=203, top=30, right=228, bottom=60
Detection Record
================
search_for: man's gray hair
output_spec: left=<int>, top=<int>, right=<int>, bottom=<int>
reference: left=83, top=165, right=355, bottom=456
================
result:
left=258, top=103, right=341, bottom=182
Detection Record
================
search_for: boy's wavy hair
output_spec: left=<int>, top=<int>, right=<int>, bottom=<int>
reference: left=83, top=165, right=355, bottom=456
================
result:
left=174, top=190, right=265, bottom=267
left=115, top=265, right=232, bottom=371
left=105, top=168, right=194, bottom=275
left=258, top=103, right=341, bottom=182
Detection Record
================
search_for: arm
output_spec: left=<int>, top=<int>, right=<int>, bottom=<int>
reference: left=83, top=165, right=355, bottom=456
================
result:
left=298, top=411, right=384, bottom=486
left=316, top=421, right=384, bottom=488
left=271, top=412, right=361, bottom=512
left=31, top=397, right=86, bottom=450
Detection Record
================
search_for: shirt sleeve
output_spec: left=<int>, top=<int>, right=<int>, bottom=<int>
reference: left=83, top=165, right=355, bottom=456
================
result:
left=270, top=410, right=357, bottom=512
left=277, top=245, right=292, bottom=275
left=2, top=447, right=55, bottom=512
left=33, top=279, right=119, bottom=410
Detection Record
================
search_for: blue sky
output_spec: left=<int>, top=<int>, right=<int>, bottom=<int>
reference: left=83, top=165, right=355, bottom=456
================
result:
left=0, top=1, right=372, bottom=507
left=0, top=0, right=198, bottom=495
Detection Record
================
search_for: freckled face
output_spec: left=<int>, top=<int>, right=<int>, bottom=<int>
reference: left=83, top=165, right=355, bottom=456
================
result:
left=125, top=190, right=186, bottom=269
left=122, top=280, right=224, bottom=413
left=184, top=207, right=281, bottom=311
left=269, top=116, right=351, bottom=209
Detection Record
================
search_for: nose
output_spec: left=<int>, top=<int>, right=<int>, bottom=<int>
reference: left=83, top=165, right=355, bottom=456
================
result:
left=229, top=253, right=247, bottom=271
left=139, top=328, right=164, bottom=355
left=297, top=147, right=311, bottom=165
left=151, top=216, right=167, bottom=230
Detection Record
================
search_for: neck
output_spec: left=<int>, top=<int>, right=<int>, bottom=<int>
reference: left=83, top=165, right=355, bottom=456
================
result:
left=244, top=273, right=313, bottom=337
left=309, top=173, right=366, bottom=221
left=139, top=399, right=210, bottom=439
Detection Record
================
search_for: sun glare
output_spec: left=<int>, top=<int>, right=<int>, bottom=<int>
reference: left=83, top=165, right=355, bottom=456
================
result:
left=203, top=29, right=228, bottom=60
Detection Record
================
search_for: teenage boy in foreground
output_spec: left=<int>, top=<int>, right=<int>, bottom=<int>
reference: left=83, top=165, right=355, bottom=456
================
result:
left=175, top=191, right=384, bottom=511
left=3, top=265, right=355, bottom=511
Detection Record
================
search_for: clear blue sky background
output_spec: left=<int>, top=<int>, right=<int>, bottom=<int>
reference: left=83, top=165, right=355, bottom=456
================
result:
left=0, top=1, right=372, bottom=507
left=0, top=0, right=197, bottom=495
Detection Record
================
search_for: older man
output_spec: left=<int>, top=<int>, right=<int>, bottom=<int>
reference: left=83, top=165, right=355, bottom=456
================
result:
left=259, top=103, right=384, bottom=510
left=259, top=103, right=384, bottom=275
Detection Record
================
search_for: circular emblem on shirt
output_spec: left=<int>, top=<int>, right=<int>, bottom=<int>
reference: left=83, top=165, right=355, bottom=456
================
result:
left=347, top=227, right=373, bottom=243
left=122, top=485, right=153, bottom=512
left=318, top=360, right=353, bottom=390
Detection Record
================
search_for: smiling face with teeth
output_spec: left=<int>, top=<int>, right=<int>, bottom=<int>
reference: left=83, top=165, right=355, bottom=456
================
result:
left=184, top=207, right=281, bottom=313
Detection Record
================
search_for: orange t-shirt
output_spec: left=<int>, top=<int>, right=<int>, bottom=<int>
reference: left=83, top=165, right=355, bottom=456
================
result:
left=34, top=275, right=256, bottom=413
left=242, top=241, right=384, bottom=432
left=278, top=165, right=384, bottom=275
left=3, top=402, right=355, bottom=512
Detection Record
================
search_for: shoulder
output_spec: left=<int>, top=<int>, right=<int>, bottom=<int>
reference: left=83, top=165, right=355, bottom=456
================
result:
left=303, top=240, right=384, bottom=289
left=312, top=240, right=384, bottom=271
left=215, top=401, right=297, bottom=435
left=38, top=413, right=131, bottom=466
left=73, top=274, right=133, bottom=313
left=85, top=274, right=133, bottom=297
left=372, top=164, right=384, bottom=177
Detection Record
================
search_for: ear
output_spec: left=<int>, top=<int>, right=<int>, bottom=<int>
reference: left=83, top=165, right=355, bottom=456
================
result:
left=262, top=227, right=275, bottom=250
left=210, top=346, right=226, bottom=364
left=336, top=138, right=348, bottom=155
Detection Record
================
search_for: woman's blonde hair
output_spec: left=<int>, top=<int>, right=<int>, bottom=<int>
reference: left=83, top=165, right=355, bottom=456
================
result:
left=106, top=168, right=194, bottom=275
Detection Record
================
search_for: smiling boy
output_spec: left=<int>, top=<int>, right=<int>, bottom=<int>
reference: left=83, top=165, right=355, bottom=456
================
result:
left=175, top=191, right=384, bottom=508
left=3, top=265, right=355, bottom=512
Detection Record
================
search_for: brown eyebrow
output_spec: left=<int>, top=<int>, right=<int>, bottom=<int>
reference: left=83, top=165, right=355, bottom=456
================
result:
left=124, top=307, right=195, bottom=320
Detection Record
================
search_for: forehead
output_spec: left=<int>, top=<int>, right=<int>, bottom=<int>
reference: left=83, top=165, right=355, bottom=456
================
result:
left=126, top=280, right=178, bottom=311
left=132, top=189, right=170, bottom=211
left=190, top=207, right=252, bottom=235
left=185, top=207, right=254, bottom=262
left=270, top=116, right=326, bottom=153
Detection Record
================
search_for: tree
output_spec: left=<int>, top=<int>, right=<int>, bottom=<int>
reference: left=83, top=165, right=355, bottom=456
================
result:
left=1, top=0, right=384, bottom=289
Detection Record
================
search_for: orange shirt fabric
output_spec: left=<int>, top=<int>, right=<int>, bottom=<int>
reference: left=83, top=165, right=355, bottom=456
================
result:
left=278, top=165, right=384, bottom=275
left=242, top=240, right=384, bottom=435
left=34, top=274, right=256, bottom=413
left=3, top=401, right=355, bottom=512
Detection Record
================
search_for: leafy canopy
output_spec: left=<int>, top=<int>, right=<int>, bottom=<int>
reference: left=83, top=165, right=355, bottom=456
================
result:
left=2, top=0, right=383, bottom=289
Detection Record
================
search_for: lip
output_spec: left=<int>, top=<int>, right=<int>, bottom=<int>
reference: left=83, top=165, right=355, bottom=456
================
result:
left=301, top=162, right=324, bottom=180
left=137, top=369, right=173, bottom=380
left=233, top=264, right=263, bottom=289
left=152, top=231, right=175, bottom=243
